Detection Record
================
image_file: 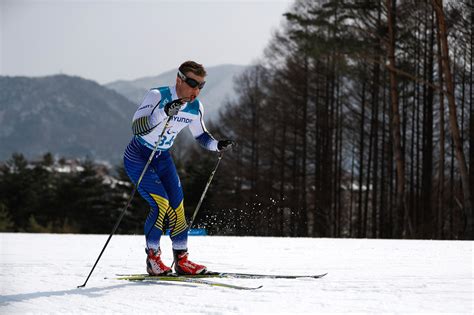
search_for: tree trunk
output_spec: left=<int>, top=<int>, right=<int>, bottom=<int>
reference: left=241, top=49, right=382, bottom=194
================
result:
left=387, top=0, right=406, bottom=238
left=433, top=0, right=473, bottom=239
left=469, top=2, right=474, bottom=240
left=435, top=12, right=446, bottom=239
left=380, top=83, right=388, bottom=238
left=358, top=81, right=367, bottom=238
left=421, top=9, right=435, bottom=238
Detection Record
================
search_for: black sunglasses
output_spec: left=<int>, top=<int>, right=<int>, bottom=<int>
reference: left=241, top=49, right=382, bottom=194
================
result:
left=177, top=71, right=206, bottom=90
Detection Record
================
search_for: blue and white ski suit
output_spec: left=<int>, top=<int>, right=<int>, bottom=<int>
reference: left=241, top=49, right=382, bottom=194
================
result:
left=123, top=86, right=218, bottom=251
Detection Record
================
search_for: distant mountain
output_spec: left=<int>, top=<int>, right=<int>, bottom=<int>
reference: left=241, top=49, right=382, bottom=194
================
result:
left=0, top=65, right=247, bottom=164
left=106, top=64, right=247, bottom=121
left=0, top=75, right=136, bottom=164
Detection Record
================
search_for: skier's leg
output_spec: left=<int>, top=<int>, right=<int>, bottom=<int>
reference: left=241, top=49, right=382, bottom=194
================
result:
left=159, top=152, right=206, bottom=274
left=123, top=153, right=171, bottom=275
left=157, top=152, right=187, bottom=249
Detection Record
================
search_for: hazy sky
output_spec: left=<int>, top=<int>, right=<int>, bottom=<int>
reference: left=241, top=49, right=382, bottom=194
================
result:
left=1, top=0, right=293, bottom=84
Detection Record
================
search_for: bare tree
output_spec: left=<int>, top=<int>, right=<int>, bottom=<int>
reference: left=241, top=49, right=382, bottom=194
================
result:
left=432, top=0, right=473, bottom=239
left=386, top=0, right=406, bottom=237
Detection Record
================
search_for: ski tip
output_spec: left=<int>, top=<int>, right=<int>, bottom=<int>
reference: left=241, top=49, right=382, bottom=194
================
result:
left=236, top=285, right=263, bottom=290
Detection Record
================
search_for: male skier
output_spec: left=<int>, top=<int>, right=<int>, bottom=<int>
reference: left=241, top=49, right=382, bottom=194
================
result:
left=123, top=61, right=235, bottom=275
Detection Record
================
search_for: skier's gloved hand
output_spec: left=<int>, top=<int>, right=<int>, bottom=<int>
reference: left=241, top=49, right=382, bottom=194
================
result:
left=164, top=98, right=185, bottom=116
left=217, top=140, right=236, bottom=152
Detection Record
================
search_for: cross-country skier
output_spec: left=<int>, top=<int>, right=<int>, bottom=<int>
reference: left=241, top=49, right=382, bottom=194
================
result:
left=123, top=61, right=235, bottom=275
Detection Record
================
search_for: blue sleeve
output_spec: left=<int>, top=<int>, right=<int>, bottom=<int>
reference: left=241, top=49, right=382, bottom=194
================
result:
left=195, top=132, right=218, bottom=151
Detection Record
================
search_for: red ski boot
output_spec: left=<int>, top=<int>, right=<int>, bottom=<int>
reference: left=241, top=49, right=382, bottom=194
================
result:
left=173, top=249, right=207, bottom=275
left=146, top=248, right=171, bottom=276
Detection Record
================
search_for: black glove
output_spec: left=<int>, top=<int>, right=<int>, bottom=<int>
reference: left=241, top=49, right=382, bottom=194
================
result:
left=217, top=140, right=236, bottom=152
left=164, top=98, right=184, bottom=116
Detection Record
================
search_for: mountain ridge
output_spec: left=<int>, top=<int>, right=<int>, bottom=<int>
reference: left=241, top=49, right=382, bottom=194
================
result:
left=0, top=74, right=135, bottom=163
left=106, top=64, right=247, bottom=121
left=0, top=64, right=246, bottom=163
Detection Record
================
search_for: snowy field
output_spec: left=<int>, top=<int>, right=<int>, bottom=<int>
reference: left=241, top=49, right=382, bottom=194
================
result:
left=0, top=233, right=472, bottom=314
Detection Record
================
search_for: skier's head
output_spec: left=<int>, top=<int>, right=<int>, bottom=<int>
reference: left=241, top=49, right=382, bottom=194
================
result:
left=176, top=61, right=207, bottom=102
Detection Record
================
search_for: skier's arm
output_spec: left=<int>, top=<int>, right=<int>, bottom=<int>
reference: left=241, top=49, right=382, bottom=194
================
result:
left=188, top=104, right=219, bottom=151
left=131, top=90, right=168, bottom=136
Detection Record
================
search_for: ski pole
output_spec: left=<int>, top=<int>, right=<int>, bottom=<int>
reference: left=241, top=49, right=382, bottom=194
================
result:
left=170, top=152, right=224, bottom=270
left=188, top=152, right=224, bottom=229
left=77, top=116, right=172, bottom=288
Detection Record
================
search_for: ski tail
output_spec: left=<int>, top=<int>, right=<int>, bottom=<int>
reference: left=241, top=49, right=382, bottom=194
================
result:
left=112, top=274, right=262, bottom=290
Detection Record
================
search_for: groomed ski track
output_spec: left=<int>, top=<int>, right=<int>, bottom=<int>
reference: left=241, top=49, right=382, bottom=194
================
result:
left=0, top=233, right=471, bottom=314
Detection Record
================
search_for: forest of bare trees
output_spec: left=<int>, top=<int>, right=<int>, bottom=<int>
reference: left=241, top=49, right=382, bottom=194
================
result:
left=1, top=0, right=470, bottom=241
left=203, top=0, right=473, bottom=240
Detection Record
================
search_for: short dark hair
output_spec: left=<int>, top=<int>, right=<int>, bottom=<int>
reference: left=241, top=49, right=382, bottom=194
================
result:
left=178, top=61, right=207, bottom=77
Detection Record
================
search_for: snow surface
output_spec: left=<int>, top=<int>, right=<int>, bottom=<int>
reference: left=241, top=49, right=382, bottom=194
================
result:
left=0, top=233, right=472, bottom=314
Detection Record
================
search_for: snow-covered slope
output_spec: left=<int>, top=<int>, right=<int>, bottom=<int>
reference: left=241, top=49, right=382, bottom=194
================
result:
left=0, top=233, right=472, bottom=314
